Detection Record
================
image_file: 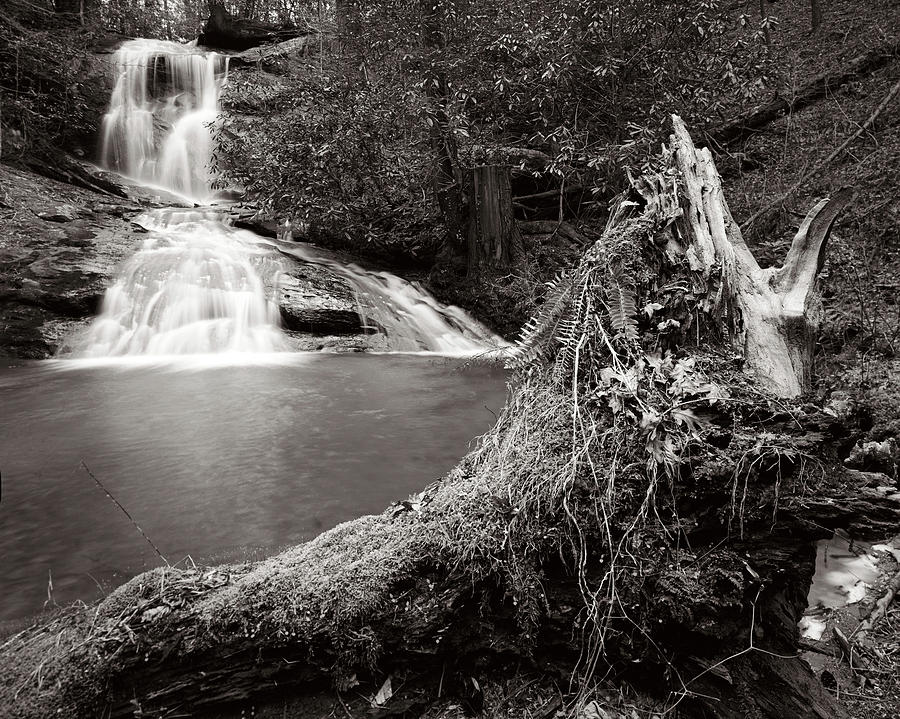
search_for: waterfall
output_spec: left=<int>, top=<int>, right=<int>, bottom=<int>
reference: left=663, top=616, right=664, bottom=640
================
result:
left=275, top=243, right=507, bottom=354
left=78, top=38, right=505, bottom=359
left=73, top=210, right=286, bottom=357
left=99, top=39, right=225, bottom=202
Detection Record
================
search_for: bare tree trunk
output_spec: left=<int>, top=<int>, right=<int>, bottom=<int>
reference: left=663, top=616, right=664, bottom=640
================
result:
left=669, top=115, right=850, bottom=397
left=466, top=165, right=523, bottom=272
left=420, top=0, right=466, bottom=256
left=759, top=0, right=771, bottom=48
left=54, top=0, right=91, bottom=22
left=811, top=0, right=823, bottom=30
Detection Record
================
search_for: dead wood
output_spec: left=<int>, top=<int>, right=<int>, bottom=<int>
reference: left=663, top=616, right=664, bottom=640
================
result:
left=741, top=75, right=900, bottom=231
left=710, top=38, right=900, bottom=146
left=670, top=114, right=851, bottom=397
left=198, top=2, right=313, bottom=51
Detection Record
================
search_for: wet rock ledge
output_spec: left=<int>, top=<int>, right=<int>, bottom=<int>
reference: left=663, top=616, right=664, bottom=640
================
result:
left=0, top=163, right=375, bottom=359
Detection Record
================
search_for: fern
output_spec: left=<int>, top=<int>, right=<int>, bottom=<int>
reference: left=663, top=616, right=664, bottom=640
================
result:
left=507, top=270, right=573, bottom=368
left=608, top=281, right=639, bottom=341
left=511, top=204, right=651, bottom=375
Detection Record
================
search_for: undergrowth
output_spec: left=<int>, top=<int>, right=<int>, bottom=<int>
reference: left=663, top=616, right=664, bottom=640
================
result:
left=0, top=1, right=107, bottom=164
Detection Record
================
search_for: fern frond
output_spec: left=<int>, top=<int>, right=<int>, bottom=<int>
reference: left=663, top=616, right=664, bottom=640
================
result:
left=608, top=282, right=638, bottom=340
left=507, top=270, right=573, bottom=369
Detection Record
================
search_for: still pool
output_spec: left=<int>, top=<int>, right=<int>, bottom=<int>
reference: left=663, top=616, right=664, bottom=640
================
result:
left=0, top=354, right=507, bottom=622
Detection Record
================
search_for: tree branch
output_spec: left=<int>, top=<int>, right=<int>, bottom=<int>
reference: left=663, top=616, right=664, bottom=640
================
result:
left=742, top=76, right=900, bottom=232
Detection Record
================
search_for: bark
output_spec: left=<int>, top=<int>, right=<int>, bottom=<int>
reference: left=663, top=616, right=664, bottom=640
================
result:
left=466, top=165, right=523, bottom=272
left=670, top=115, right=850, bottom=397
left=811, top=0, right=823, bottom=30
left=710, top=39, right=900, bottom=146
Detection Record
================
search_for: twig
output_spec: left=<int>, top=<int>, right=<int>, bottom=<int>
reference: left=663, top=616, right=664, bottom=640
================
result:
left=80, top=460, right=169, bottom=565
left=512, top=185, right=584, bottom=203
left=742, top=75, right=900, bottom=231
left=833, top=625, right=870, bottom=673
left=851, top=563, right=900, bottom=646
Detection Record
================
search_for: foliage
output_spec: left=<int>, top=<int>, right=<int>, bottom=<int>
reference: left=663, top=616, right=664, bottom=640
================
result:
left=95, top=0, right=319, bottom=42
left=353, top=0, right=773, bottom=185
left=216, top=0, right=773, bottom=273
left=0, top=2, right=108, bottom=162
left=215, top=67, right=445, bottom=263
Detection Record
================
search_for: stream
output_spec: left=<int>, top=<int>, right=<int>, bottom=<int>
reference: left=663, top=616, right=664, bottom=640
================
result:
left=0, top=39, right=508, bottom=622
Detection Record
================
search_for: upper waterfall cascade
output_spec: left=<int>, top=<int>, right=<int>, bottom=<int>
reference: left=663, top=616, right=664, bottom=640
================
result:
left=79, top=38, right=505, bottom=358
left=100, top=39, right=225, bottom=202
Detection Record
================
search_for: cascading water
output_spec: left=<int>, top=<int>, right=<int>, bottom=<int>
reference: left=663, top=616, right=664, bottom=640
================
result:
left=80, top=38, right=504, bottom=358
left=275, top=243, right=505, bottom=354
left=100, top=39, right=224, bottom=203
left=80, top=38, right=284, bottom=357
left=74, top=210, right=286, bottom=357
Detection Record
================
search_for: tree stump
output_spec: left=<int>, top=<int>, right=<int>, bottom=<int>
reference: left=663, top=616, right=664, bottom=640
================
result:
left=466, top=164, right=523, bottom=273
left=669, top=115, right=850, bottom=397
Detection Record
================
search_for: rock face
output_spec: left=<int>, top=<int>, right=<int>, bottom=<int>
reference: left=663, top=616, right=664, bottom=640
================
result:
left=0, top=164, right=142, bottom=358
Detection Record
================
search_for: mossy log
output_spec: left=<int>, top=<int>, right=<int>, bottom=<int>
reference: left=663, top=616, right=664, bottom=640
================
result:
left=1, top=117, right=895, bottom=719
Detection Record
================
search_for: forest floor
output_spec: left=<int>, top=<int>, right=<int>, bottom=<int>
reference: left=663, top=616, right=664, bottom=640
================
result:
left=710, top=1, right=900, bottom=714
left=724, top=0, right=900, bottom=370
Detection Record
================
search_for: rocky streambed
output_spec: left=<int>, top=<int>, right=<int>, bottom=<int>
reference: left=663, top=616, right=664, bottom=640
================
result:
left=0, top=163, right=382, bottom=359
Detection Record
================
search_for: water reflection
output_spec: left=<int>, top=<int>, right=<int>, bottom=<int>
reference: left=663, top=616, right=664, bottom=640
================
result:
left=0, top=355, right=507, bottom=621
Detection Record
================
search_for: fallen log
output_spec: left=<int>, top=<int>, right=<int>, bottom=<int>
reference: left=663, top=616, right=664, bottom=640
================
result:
left=741, top=75, right=900, bottom=231
left=517, top=220, right=587, bottom=248
left=229, top=34, right=328, bottom=68
left=472, top=145, right=553, bottom=169
left=513, top=185, right=585, bottom=203
left=710, top=38, right=900, bottom=146
left=198, top=2, right=313, bottom=51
